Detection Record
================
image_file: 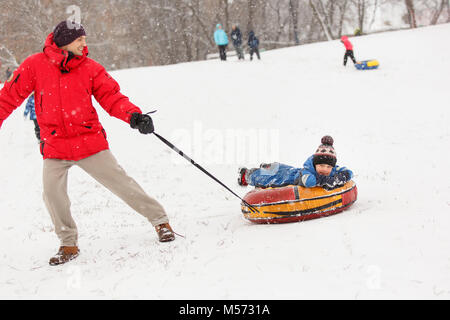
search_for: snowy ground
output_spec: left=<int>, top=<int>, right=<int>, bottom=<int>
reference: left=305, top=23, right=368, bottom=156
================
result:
left=0, top=24, right=449, bottom=299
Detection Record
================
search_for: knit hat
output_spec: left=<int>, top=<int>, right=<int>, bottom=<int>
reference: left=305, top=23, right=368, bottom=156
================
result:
left=313, top=135, right=337, bottom=167
left=53, top=20, right=86, bottom=47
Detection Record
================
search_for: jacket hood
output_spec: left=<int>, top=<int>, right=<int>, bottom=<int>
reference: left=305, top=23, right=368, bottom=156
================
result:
left=303, top=155, right=317, bottom=174
left=216, top=24, right=222, bottom=29
left=303, top=155, right=337, bottom=176
left=341, top=36, right=348, bottom=41
left=43, top=32, right=89, bottom=72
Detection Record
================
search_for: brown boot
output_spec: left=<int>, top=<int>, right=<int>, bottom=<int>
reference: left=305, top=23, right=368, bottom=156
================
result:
left=49, top=246, right=80, bottom=266
left=155, top=223, right=175, bottom=242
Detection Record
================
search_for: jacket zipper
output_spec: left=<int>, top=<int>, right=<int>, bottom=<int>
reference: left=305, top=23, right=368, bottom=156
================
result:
left=8, top=74, right=20, bottom=91
left=40, top=92, right=43, bottom=113
left=57, top=74, right=74, bottom=159
left=40, top=141, right=45, bottom=156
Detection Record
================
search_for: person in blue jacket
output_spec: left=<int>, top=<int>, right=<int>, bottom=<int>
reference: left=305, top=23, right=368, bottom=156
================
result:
left=247, top=30, right=261, bottom=61
left=214, top=24, right=229, bottom=61
left=238, top=136, right=353, bottom=190
left=23, top=92, right=41, bottom=142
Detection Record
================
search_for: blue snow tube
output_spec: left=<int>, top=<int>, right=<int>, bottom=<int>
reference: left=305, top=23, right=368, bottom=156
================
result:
left=355, top=59, right=379, bottom=70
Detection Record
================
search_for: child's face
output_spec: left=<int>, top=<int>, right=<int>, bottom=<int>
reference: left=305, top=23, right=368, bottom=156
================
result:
left=315, top=164, right=333, bottom=176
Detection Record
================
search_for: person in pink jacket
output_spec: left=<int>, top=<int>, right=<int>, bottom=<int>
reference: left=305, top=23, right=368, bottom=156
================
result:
left=340, top=36, right=357, bottom=66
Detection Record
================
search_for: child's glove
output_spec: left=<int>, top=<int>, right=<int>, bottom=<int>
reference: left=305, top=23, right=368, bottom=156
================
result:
left=316, top=175, right=333, bottom=188
left=335, top=171, right=351, bottom=184
left=317, top=172, right=350, bottom=190
left=130, top=112, right=154, bottom=134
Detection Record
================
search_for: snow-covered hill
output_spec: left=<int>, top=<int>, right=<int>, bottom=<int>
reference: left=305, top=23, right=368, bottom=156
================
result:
left=1, top=24, right=449, bottom=299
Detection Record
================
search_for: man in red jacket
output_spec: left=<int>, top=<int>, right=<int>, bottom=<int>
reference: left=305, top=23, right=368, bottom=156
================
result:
left=0, top=20, right=175, bottom=266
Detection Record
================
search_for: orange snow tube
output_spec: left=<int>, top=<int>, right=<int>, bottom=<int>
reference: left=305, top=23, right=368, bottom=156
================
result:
left=241, top=181, right=357, bottom=224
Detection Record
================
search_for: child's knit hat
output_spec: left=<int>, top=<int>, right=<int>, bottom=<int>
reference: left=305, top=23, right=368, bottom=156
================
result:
left=313, top=135, right=337, bottom=167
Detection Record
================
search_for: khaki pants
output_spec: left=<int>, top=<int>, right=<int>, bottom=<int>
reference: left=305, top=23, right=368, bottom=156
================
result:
left=43, top=150, right=169, bottom=246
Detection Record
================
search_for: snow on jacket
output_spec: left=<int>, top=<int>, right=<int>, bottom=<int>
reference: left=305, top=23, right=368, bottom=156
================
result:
left=248, top=31, right=259, bottom=48
left=0, top=32, right=141, bottom=161
left=230, top=27, right=242, bottom=46
left=214, top=24, right=229, bottom=46
left=24, top=94, right=37, bottom=121
left=249, top=156, right=353, bottom=188
left=341, top=36, right=353, bottom=50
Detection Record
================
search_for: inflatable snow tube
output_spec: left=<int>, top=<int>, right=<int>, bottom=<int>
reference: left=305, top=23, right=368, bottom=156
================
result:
left=355, top=59, right=379, bottom=70
left=241, top=181, right=357, bottom=224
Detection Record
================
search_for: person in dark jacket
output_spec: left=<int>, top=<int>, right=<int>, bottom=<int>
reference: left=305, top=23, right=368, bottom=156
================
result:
left=247, top=31, right=261, bottom=61
left=23, top=92, right=41, bottom=142
left=5, top=67, right=12, bottom=81
left=231, top=25, right=244, bottom=60
left=238, top=136, right=353, bottom=189
left=0, top=20, right=175, bottom=266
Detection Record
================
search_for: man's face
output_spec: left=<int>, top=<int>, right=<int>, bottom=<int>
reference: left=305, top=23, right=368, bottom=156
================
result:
left=61, top=36, right=86, bottom=56
left=315, top=164, right=333, bottom=176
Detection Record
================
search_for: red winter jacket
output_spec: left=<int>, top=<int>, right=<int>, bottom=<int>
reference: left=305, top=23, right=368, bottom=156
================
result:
left=0, top=33, right=141, bottom=161
left=341, top=36, right=353, bottom=50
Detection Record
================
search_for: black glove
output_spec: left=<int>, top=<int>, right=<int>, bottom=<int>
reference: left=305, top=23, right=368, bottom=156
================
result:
left=130, top=112, right=154, bottom=134
left=316, top=174, right=331, bottom=186
left=317, top=171, right=350, bottom=190
left=334, top=171, right=350, bottom=184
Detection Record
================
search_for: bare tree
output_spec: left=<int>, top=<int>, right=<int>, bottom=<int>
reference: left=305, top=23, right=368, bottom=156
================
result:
left=0, top=0, right=58, bottom=68
left=367, top=0, right=380, bottom=31
left=405, top=0, right=417, bottom=28
left=337, top=0, right=350, bottom=37
left=222, top=0, right=230, bottom=32
left=247, top=0, right=257, bottom=32
left=353, top=0, right=368, bottom=33
left=183, top=0, right=215, bottom=48
left=0, top=45, right=20, bottom=69
left=289, top=0, right=300, bottom=44
left=447, top=0, right=450, bottom=22
left=430, top=0, right=449, bottom=24
left=309, top=0, right=334, bottom=40
left=264, top=1, right=292, bottom=46
left=448, top=0, right=450, bottom=22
